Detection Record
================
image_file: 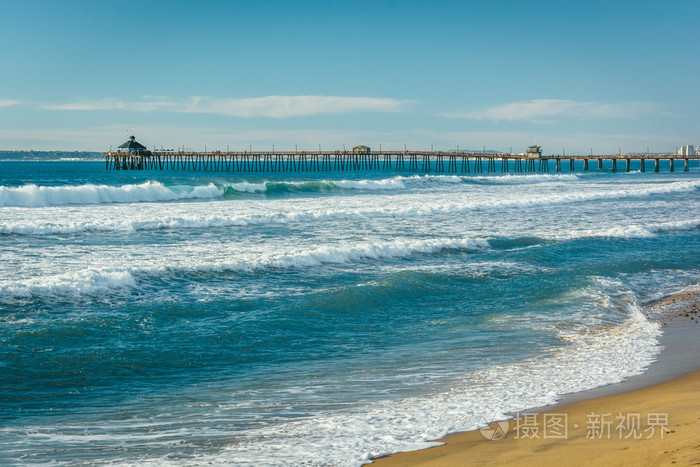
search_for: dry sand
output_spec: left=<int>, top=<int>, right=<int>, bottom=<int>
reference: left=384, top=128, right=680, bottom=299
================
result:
left=372, top=289, right=700, bottom=467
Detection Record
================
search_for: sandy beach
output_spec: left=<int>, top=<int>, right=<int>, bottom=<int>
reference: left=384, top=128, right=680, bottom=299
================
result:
left=373, top=291, right=700, bottom=467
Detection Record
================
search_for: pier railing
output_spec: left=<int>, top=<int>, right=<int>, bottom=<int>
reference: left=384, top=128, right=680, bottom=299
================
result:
left=105, top=150, right=699, bottom=173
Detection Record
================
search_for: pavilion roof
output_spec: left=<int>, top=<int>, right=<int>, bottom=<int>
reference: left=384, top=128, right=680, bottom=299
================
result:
left=118, top=135, right=147, bottom=150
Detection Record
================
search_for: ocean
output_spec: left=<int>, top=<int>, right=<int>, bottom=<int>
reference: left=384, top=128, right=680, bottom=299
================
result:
left=1, top=160, right=699, bottom=465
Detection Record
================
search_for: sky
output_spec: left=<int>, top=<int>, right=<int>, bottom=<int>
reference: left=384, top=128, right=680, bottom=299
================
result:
left=0, top=0, right=698, bottom=154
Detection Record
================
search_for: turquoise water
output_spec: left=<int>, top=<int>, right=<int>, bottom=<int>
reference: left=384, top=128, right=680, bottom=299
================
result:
left=1, top=161, right=699, bottom=465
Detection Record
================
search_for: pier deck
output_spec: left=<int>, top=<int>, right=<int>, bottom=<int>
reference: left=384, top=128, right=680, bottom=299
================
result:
left=105, top=150, right=700, bottom=173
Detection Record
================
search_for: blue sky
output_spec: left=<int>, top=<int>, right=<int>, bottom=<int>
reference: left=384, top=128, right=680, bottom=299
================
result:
left=1, top=0, right=698, bottom=153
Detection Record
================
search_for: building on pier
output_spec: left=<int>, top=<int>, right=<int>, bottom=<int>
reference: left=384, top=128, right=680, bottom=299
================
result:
left=118, top=135, right=148, bottom=153
left=527, top=145, right=543, bottom=157
left=353, top=145, right=371, bottom=154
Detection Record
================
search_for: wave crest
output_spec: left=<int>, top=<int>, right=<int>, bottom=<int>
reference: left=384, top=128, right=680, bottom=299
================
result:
left=0, top=182, right=222, bottom=207
left=0, top=237, right=490, bottom=301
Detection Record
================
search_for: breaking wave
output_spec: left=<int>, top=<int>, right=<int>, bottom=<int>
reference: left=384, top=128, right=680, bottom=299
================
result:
left=0, top=181, right=222, bottom=207
left=0, top=173, right=589, bottom=207
left=0, top=178, right=412, bottom=207
left=222, top=177, right=407, bottom=195
left=0, top=237, right=490, bottom=300
left=541, top=218, right=700, bottom=241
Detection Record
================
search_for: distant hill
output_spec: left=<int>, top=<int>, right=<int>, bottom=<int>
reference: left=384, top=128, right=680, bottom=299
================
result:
left=0, top=151, right=103, bottom=161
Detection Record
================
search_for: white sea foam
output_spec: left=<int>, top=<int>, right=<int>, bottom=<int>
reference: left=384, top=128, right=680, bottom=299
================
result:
left=473, top=173, right=580, bottom=183
left=334, top=173, right=578, bottom=189
left=3, top=178, right=699, bottom=236
left=402, top=174, right=465, bottom=184
left=0, top=269, right=135, bottom=300
left=544, top=218, right=700, bottom=241
left=487, top=179, right=700, bottom=208
left=225, top=237, right=490, bottom=272
left=0, top=237, right=490, bottom=300
left=334, top=177, right=406, bottom=190
left=227, top=182, right=268, bottom=193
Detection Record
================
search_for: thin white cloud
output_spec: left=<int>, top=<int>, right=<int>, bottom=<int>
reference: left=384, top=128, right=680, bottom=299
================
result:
left=444, top=99, right=660, bottom=122
left=0, top=99, right=20, bottom=108
left=42, top=95, right=408, bottom=117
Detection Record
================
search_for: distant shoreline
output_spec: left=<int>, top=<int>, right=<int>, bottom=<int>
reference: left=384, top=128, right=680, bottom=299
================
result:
left=0, top=151, right=103, bottom=161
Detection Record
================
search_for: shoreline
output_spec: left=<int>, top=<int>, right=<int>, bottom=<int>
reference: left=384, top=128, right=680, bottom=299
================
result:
left=371, top=289, right=700, bottom=466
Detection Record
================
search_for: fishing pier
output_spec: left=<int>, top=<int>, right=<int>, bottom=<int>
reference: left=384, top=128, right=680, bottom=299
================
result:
left=106, top=138, right=698, bottom=174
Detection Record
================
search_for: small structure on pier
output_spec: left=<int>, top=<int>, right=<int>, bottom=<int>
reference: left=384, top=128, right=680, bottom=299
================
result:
left=353, top=145, right=371, bottom=154
left=118, top=135, right=147, bottom=152
left=527, top=145, right=543, bottom=158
